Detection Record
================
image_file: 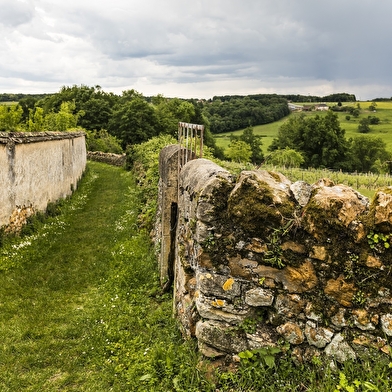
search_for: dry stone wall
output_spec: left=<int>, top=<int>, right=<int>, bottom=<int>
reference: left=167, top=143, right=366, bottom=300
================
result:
left=87, top=151, right=126, bottom=167
left=0, top=132, right=86, bottom=231
left=157, top=145, right=392, bottom=363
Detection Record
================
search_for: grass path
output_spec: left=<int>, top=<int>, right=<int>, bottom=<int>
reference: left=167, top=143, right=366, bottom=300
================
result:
left=0, top=162, right=164, bottom=391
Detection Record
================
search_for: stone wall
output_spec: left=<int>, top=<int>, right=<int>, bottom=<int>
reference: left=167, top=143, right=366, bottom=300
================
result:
left=0, top=132, right=86, bottom=231
left=87, top=151, right=126, bottom=167
left=157, top=145, right=392, bottom=363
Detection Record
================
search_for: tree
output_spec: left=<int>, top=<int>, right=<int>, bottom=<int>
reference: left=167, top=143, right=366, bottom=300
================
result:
left=44, top=101, right=84, bottom=132
left=108, top=90, right=159, bottom=147
left=153, top=96, right=195, bottom=136
left=37, top=85, right=118, bottom=131
left=358, top=118, right=371, bottom=133
left=238, top=126, right=264, bottom=164
left=269, top=111, right=348, bottom=169
left=0, top=104, right=23, bottom=131
left=267, top=148, right=304, bottom=168
left=225, top=140, right=252, bottom=163
left=348, top=135, right=391, bottom=173
left=85, top=129, right=123, bottom=153
left=27, top=107, right=45, bottom=132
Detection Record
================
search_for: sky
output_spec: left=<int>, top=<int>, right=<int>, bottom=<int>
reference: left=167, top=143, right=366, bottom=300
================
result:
left=1, top=0, right=391, bottom=100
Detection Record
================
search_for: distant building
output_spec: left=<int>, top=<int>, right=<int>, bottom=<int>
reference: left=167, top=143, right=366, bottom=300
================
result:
left=288, top=103, right=303, bottom=111
left=315, top=103, right=329, bottom=111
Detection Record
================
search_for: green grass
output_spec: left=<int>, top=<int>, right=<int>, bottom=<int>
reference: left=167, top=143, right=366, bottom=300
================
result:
left=215, top=101, right=392, bottom=153
left=0, top=159, right=391, bottom=391
left=0, top=162, right=205, bottom=391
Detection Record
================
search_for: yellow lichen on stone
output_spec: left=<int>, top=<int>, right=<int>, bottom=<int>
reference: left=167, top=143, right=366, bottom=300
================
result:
left=222, top=277, right=235, bottom=291
left=211, top=299, right=225, bottom=308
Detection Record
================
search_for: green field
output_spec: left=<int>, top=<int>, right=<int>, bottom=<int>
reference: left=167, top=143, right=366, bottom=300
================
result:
left=214, top=101, right=392, bottom=153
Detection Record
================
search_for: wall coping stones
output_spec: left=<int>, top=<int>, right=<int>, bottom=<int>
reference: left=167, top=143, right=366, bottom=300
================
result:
left=0, top=131, right=85, bottom=144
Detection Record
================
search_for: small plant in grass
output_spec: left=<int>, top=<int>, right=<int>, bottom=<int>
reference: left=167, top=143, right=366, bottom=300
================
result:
left=334, top=371, right=381, bottom=392
left=238, top=346, right=282, bottom=369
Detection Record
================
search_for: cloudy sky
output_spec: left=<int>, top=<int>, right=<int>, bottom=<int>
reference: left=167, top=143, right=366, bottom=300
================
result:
left=1, top=0, right=391, bottom=100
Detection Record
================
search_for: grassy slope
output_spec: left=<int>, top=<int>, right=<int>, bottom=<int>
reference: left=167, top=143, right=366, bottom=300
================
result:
left=0, top=162, right=132, bottom=390
left=214, top=101, right=392, bottom=153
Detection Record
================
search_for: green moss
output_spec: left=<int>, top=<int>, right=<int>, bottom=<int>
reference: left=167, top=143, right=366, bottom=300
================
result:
left=228, top=175, right=295, bottom=236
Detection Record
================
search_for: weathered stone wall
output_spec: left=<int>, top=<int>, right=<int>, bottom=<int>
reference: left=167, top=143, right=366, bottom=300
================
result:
left=87, top=151, right=126, bottom=167
left=0, top=132, right=86, bottom=231
left=157, top=145, right=392, bottom=363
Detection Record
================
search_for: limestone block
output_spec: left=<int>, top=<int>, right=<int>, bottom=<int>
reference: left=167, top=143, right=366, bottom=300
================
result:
left=275, top=293, right=305, bottom=318
left=372, top=189, right=392, bottom=226
left=281, top=240, right=306, bottom=254
left=366, top=255, right=383, bottom=269
left=283, top=260, right=318, bottom=293
left=197, top=271, right=242, bottom=299
left=310, top=245, right=327, bottom=261
left=324, top=275, right=356, bottom=307
left=196, top=320, right=248, bottom=354
left=381, top=314, right=392, bottom=336
left=227, top=170, right=295, bottom=235
left=302, top=183, right=368, bottom=239
left=290, top=180, right=312, bottom=207
left=305, top=321, right=334, bottom=348
left=195, top=293, right=250, bottom=324
left=255, top=259, right=318, bottom=293
left=331, top=308, right=349, bottom=329
left=195, top=221, right=210, bottom=243
left=277, top=322, right=304, bottom=345
left=304, top=302, right=322, bottom=322
left=228, top=255, right=258, bottom=279
left=246, top=238, right=268, bottom=253
left=352, top=309, right=376, bottom=331
left=325, top=333, right=356, bottom=362
left=196, top=201, right=216, bottom=223
left=245, top=288, right=274, bottom=307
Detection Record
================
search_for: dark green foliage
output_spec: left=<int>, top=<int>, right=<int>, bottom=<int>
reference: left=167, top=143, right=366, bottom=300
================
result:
left=37, top=85, right=118, bottom=131
left=358, top=117, right=371, bottom=133
left=282, top=92, right=356, bottom=103
left=18, top=96, right=38, bottom=122
left=233, top=126, right=264, bottom=164
left=269, top=111, right=349, bottom=169
left=0, top=93, right=49, bottom=102
left=347, top=135, right=391, bottom=173
left=85, top=129, right=123, bottom=153
left=368, top=115, right=380, bottom=125
left=242, top=127, right=264, bottom=164
left=108, top=90, right=160, bottom=147
left=202, top=95, right=290, bottom=133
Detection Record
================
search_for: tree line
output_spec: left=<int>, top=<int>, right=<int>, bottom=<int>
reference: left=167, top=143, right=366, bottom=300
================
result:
left=0, top=85, right=223, bottom=157
left=202, top=95, right=290, bottom=133
left=1, top=86, right=389, bottom=174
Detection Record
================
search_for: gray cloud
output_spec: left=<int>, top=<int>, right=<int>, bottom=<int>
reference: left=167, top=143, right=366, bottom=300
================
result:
left=0, top=0, right=35, bottom=27
left=1, top=0, right=392, bottom=99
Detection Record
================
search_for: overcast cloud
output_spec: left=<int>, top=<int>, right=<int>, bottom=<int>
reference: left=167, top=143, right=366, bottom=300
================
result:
left=0, top=0, right=391, bottom=99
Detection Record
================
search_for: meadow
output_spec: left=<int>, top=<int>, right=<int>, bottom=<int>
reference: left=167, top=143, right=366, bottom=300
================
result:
left=214, top=101, right=392, bottom=153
